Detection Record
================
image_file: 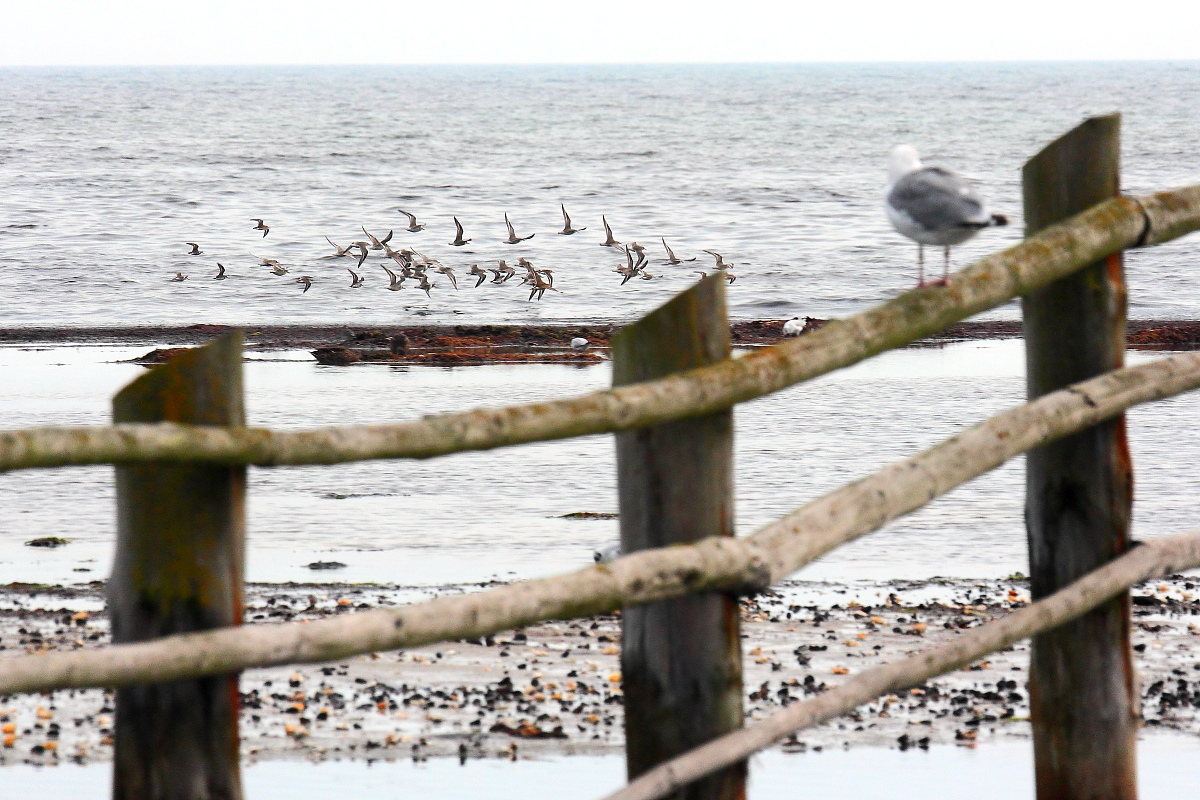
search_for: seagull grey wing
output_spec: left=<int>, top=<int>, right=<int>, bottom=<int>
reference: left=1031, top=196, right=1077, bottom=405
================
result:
left=887, top=167, right=989, bottom=231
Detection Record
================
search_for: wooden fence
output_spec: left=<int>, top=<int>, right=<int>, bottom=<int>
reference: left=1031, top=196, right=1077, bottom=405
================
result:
left=4, top=115, right=1200, bottom=800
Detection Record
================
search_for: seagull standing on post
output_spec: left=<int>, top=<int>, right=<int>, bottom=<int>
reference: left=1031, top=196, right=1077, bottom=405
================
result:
left=884, top=145, right=1008, bottom=287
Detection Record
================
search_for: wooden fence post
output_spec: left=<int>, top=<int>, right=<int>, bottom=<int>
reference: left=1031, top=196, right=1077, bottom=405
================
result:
left=109, top=333, right=246, bottom=800
left=1023, top=115, right=1136, bottom=799
left=612, top=275, right=744, bottom=800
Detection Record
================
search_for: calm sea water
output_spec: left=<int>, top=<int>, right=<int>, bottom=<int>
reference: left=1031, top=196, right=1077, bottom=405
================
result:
left=3, top=342, right=1199, bottom=586
left=1, top=63, right=1199, bottom=328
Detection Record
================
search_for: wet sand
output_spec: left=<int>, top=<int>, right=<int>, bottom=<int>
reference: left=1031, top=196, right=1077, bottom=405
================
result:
left=2, top=574, right=1199, bottom=767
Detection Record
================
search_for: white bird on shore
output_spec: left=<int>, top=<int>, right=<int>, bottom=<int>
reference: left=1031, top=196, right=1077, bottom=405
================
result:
left=885, top=145, right=1008, bottom=287
left=593, top=542, right=621, bottom=564
left=782, top=316, right=806, bottom=337
left=571, top=337, right=589, bottom=351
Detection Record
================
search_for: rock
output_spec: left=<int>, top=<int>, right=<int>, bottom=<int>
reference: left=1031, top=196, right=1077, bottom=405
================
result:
left=311, top=347, right=362, bottom=366
left=26, top=537, right=70, bottom=548
left=305, top=561, right=347, bottom=570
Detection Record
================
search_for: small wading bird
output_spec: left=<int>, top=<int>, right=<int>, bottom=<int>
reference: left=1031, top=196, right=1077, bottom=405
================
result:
left=347, top=268, right=365, bottom=288
left=466, top=264, right=488, bottom=288
left=503, top=213, right=535, bottom=244
left=449, top=216, right=471, bottom=246
left=324, top=236, right=356, bottom=257
left=271, top=264, right=289, bottom=276
left=251, top=218, right=269, bottom=237
left=362, top=227, right=393, bottom=251
left=885, top=144, right=1008, bottom=287
left=185, top=242, right=202, bottom=255
left=629, top=242, right=646, bottom=268
left=353, top=242, right=369, bottom=268
left=434, top=263, right=459, bottom=290
left=558, top=204, right=585, bottom=235
left=600, top=216, right=620, bottom=248
left=571, top=337, right=589, bottom=352
left=256, top=256, right=280, bottom=268
left=417, top=273, right=436, bottom=298
left=398, top=209, right=425, bottom=232
left=702, top=250, right=730, bottom=270
left=296, top=275, right=313, bottom=293
left=171, top=271, right=188, bottom=282
left=382, top=264, right=404, bottom=291
left=662, top=237, right=695, bottom=264
left=213, top=263, right=227, bottom=280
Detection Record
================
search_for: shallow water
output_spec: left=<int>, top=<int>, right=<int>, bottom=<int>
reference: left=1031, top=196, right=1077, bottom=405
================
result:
left=2, top=342, right=1198, bottom=586
left=1, top=63, right=1199, bottom=329
left=8, top=737, right=1200, bottom=799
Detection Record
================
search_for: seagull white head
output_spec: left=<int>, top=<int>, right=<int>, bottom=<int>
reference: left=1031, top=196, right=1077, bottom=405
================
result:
left=887, top=145, right=923, bottom=185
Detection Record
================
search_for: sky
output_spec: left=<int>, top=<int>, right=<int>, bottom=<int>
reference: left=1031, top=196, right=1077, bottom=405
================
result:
left=3, top=0, right=1200, bottom=65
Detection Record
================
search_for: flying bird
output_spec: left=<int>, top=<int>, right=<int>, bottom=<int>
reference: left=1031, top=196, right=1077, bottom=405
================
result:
left=296, top=275, right=313, bottom=293
left=662, top=238, right=695, bottom=264
left=449, top=216, right=471, bottom=246
left=467, top=264, right=489, bottom=288
left=325, top=236, right=356, bottom=257
left=503, top=213, right=535, bottom=244
left=171, top=272, right=188, bottom=282
left=347, top=268, right=365, bottom=288
left=185, top=242, right=202, bottom=255
left=702, top=250, right=731, bottom=269
left=382, top=264, right=405, bottom=291
left=213, top=263, right=227, bottom=280
left=558, top=205, right=585, bottom=235
left=362, top=227, right=393, bottom=251
left=271, top=264, right=289, bottom=276
left=600, top=216, right=621, bottom=248
left=251, top=218, right=269, bottom=237
left=398, top=209, right=426, bottom=232
left=885, top=145, right=1008, bottom=287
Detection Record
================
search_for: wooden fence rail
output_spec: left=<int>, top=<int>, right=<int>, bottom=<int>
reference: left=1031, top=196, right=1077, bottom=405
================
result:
left=606, top=528, right=1200, bottom=800
left=1, top=187, right=1199, bottom=475
left=2, top=117, right=1200, bottom=800
left=1, top=351, right=1198, bottom=696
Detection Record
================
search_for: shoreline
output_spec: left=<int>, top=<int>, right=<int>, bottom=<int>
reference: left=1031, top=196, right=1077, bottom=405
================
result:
left=2, top=575, right=1198, bottom=767
left=0, top=319, right=1198, bottom=354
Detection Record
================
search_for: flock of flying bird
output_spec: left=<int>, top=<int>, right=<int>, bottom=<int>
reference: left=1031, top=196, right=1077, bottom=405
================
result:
left=171, top=205, right=739, bottom=300
left=173, top=146, right=1011, bottom=302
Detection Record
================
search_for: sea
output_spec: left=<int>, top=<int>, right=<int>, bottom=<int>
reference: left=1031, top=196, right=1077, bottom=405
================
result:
left=2, top=62, right=1200, bottom=327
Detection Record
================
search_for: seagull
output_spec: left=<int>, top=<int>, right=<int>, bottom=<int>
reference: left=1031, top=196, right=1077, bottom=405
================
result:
left=171, top=271, right=188, bottom=282
left=782, top=316, right=806, bottom=337
left=885, top=145, right=1008, bottom=287
left=398, top=209, right=426, bottom=232
left=271, top=264, right=289, bottom=276
left=571, top=337, right=589, bottom=352
left=702, top=250, right=731, bottom=270
left=558, top=204, right=585, bottom=235
left=296, top=275, right=313, bottom=293
left=213, top=263, right=227, bottom=280
left=662, top=238, right=695, bottom=264
left=347, top=268, right=365, bottom=288
left=466, top=264, right=489, bottom=288
left=185, top=242, right=202, bottom=255
left=381, top=264, right=405, bottom=291
left=600, top=216, right=621, bottom=248
left=503, top=213, right=535, bottom=244
left=251, top=218, right=269, bottom=237
left=325, top=236, right=356, bottom=257
left=449, top=216, right=471, bottom=246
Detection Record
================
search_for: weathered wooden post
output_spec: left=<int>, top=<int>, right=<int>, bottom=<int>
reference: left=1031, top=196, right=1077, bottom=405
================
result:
left=110, top=333, right=246, bottom=800
left=612, top=275, right=744, bottom=800
left=1023, top=114, right=1136, bottom=799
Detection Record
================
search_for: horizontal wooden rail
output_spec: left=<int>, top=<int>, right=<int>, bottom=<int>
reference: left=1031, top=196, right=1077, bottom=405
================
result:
left=0, top=354, right=1197, bottom=695
left=2, top=187, right=1199, bottom=474
left=603, top=529, right=1200, bottom=800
